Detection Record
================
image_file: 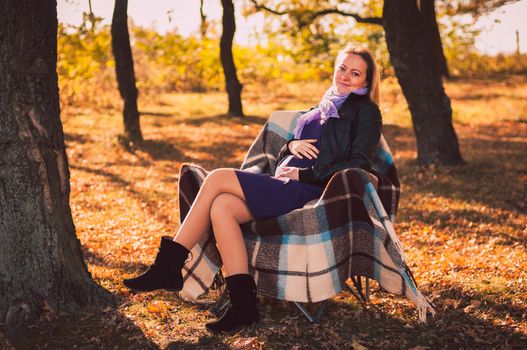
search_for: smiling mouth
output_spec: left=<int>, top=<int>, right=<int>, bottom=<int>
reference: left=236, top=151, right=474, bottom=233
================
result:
left=337, top=81, right=351, bottom=86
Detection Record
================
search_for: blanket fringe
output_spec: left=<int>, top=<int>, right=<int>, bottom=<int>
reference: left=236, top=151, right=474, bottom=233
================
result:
left=415, top=290, right=436, bottom=323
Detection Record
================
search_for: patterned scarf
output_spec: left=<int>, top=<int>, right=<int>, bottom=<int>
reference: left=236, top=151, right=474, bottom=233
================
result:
left=293, top=85, right=369, bottom=139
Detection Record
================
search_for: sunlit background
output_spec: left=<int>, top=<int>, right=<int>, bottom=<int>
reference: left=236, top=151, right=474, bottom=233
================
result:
left=58, top=0, right=527, bottom=54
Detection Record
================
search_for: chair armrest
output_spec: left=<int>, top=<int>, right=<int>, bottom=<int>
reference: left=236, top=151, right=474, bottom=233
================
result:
left=318, top=168, right=379, bottom=203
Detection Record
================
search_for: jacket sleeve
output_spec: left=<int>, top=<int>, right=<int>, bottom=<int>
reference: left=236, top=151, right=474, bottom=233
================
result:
left=299, top=102, right=382, bottom=185
left=298, top=164, right=316, bottom=183
left=276, top=138, right=296, bottom=163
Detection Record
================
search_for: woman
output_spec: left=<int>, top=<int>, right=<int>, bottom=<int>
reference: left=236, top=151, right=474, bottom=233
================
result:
left=123, top=44, right=382, bottom=333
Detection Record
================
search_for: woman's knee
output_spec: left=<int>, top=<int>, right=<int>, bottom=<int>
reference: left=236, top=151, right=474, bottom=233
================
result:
left=203, top=168, right=234, bottom=189
left=210, top=193, right=234, bottom=222
left=208, top=168, right=233, bottom=180
left=210, top=193, right=254, bottom=225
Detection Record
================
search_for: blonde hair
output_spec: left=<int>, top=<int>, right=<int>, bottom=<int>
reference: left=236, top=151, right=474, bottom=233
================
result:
left=335, top=45, right=380, bottom=105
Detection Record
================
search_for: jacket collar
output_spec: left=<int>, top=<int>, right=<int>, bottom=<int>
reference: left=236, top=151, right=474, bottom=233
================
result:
left=341, top=91, right=370, bottom=107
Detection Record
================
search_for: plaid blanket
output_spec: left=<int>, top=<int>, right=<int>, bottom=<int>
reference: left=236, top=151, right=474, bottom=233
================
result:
left=178, top=111, right=435, bottom=322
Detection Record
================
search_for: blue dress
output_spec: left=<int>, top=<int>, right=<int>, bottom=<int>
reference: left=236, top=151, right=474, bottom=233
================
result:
left=235, top=119, right=325, bottom=219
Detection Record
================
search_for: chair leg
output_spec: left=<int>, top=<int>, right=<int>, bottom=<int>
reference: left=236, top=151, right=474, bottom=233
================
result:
left=365, top=277, right=370, bottom=301
left=348, top=276, right=370, bottom=304
left=293, top=276, right=370, bottom=323
left=293, top=300, right=329, bottom=324
left=210, top=287, right=230, bottom=317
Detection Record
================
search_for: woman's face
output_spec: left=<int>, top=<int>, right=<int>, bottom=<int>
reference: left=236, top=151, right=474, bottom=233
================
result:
left=333, top=53, right=368, bottom=94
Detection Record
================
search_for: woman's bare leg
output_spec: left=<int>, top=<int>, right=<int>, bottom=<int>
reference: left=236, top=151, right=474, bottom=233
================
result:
left=174, top=168, right=247, bottom=250
left=209, top=193, right=254, bottom=275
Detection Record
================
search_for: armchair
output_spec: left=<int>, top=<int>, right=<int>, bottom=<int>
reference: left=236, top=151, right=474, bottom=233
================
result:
left=177, top=110, right=434, bottom=323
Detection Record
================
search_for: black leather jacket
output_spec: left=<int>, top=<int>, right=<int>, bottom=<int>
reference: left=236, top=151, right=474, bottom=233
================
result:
left=276, top=93, right=382, bottom=187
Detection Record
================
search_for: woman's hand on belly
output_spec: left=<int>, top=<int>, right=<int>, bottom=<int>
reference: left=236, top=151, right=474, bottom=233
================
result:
left=289, top=139, right=319, bottom=160
left=275, top=167, right=299, bottom=181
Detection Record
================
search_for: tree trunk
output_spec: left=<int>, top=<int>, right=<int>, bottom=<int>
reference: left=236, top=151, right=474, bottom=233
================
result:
left=383, top=0, right=463, bottom=165
left=420, top=0, right=450, bottom=78
left=111, top=0, right=142, bottom=142
left=200, top=0, right=209, bottom=39
left=0, top=0, right=113, bottom=341
left=220, top=0, right=244, bottom=117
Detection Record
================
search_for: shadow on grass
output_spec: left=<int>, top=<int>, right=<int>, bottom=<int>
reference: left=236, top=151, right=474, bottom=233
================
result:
left=379, top=124, right=416, bottom=153
left=390, top=121, right=526, bottom=213
left=403, top=206, right=527, bottom=246
left=434, top=285, right=527, bottom=328
left=400, top=156, right=526, bottom=214
left=165, top=335, right=230, bottom=350
left=71, top=165, right=132, bottom=188
left=81, top=246, right=148, bottom=273
left=114, top=136, right=248, bottom=168
left=141, top=111, right=175, bottom=118
left=454, top=93, right=526, bottom=101
left=244, top=286, right=526, bottom=349
left=447, top=74, right=527, bottom=86
left=177, top=114, right=266, bottom=127
left=191, top=287, right=526, bottom=349
left=64, top=132, right=91, bottom=145
left=11, top=307, right=159, bottom=350
left=139, top=139, right=185, bottom=161
left=9, top=284, right=525, bottom=349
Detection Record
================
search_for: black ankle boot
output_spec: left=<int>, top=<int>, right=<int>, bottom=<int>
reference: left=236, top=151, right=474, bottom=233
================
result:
left=123, top=236, right=190, bottom=292
left=206, top=274, right=259, bottom=333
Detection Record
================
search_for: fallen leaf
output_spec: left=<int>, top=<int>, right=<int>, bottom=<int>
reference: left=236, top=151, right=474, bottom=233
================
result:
left=351, top=339, right=367, bottom=350
left=231, top=337, right=260, bottom=349
left=147, top=302, right=168, bottom=316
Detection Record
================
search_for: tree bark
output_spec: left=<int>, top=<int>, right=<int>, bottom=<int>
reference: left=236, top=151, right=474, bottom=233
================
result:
left=111, top=0, right=143, bottom=142
left=420, top=0, right=450, bottom=78
left=383, top=0, right=463, bottom=165
left=0, top=0, right=114, bottom=341
left=220, top=0, right=244, bottom=117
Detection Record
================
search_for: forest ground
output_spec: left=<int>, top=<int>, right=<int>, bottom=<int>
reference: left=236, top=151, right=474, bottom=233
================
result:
left=6, top=76, right=527, bottom=350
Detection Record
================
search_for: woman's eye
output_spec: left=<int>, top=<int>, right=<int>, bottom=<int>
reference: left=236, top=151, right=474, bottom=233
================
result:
left=338, top=67, right=345, bottom=71
left=352, top=72, right=359, bottom=76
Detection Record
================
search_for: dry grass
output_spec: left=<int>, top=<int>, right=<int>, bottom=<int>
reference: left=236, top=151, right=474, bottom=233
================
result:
left=10, top=76, right=527, bottom=349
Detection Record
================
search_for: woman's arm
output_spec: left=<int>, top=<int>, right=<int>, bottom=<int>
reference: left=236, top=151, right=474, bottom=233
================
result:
left=298, top=102, right=382, bottom=184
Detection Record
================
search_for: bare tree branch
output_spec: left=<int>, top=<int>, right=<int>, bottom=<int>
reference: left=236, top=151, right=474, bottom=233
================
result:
left=248, top=0, right=287, bottom=15
left=310, top=8, right=382, bottom=25
left=248, top=0, right=382, bottom=26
